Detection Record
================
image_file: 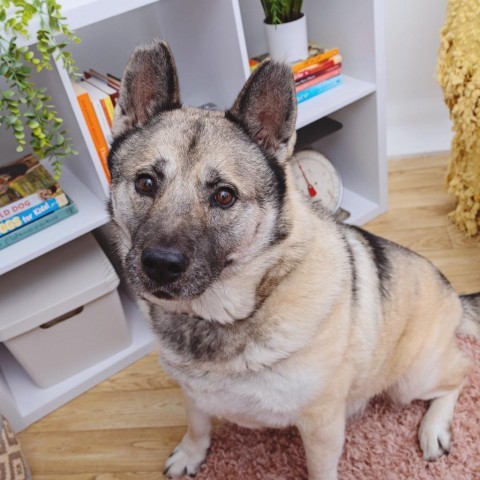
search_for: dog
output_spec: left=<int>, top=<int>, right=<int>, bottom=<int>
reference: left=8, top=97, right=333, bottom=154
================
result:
left=107, top=41, right=480, bottom=480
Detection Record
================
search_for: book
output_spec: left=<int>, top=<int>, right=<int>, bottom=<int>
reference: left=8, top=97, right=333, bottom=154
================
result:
left=296, top=75, right=343, bottom=104
left=79, top=80, right=113, bottom=145
left=0, top=189, right=67, bottom=222
left=0, top=201, right=78, bottom=250
left=83, top=73, right=119, bottom=112
left=0, top=154, right=55, bottom=206
left=295, top=65, right=341, bottom=92
left=84, top=77, right=115, bottom=127
left=294, top=54, right=342, bottom=82
left=0, top=193, right=69, bottom=236
left=291, top=44, right=339, bottom=73
left=0, top=154, right=65, bottom=215
left=85, top=69, right=121, bottom=90
left=72, top=82, right=111, bottom=182
left=249, top=43, right=339, bottom=74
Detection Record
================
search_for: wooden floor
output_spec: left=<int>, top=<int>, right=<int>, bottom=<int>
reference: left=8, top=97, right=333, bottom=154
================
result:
left=18, top=153, right=480, bottom=479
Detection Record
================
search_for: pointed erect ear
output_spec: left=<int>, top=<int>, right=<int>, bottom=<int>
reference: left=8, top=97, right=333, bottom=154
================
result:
left=227, top=60, right=297, bottom=161
left=112, top=40, right=181, bottom=138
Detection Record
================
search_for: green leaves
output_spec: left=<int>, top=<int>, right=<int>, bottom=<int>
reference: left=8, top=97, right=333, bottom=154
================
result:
left=260, top=0, right=303, bottom=25
left=0, top=0, right=80, bottom=176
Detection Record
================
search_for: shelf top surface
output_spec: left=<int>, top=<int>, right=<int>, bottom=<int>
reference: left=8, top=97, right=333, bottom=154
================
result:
left=0, top=163, right=109, bottom=276
left=296, top=75, right=376, bottom=129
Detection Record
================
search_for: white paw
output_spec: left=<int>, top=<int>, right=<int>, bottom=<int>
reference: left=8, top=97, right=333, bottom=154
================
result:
left=163, top=439, right=209, bottom=478
left=418, top=415, right=451, bottom=461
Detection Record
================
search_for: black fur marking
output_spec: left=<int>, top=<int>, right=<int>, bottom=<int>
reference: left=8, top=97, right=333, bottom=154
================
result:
left=187, top=120, right=202, bottom=154
left=106, top=198, right=113, bottom=217
left=343, top=236, right=358, bottom=304
left=224, top=113, right=289, bottom=245
left=107, top=126, right=140, bottom=176
left=461, top=292, right=480, bottom=300
left=350, top=226, right=392, bottom=300
left=261, top=149, right=289, bottom=246
left=150, top=305, right=258, bottom=362
left=263, top=150, right=287, bottom=205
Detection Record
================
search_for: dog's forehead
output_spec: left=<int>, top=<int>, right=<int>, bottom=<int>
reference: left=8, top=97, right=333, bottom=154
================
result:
left=116, top=107, right=262, bottom=178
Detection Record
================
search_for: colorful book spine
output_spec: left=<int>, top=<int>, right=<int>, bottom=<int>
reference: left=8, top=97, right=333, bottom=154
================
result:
left=91, top=97, right=113, bottom=144
left=294, top=55, right=342, bottom=82
left=0, top=202, right=78, bottom=250
left=72, top=82, right=111, bottom=183
left=296, top=75, right=343, bottom=104
left=0, top=193, right=68, bottom=236
left=296, top=65, right=341, bottom=92
left=292, top=47, right=339, bottom=74
left=0, top=191, right=45, bottom=221
left=83, top=75, right=119, bottom=111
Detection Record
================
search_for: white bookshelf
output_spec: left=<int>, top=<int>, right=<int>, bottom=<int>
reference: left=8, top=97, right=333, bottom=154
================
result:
left=0, top=0, right=387, bottom=431
left=0, top=163, right=109, bottom=275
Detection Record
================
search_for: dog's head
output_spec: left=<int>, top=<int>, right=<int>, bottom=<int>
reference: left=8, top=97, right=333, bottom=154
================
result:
left=108, top=40, right=297, bottom=301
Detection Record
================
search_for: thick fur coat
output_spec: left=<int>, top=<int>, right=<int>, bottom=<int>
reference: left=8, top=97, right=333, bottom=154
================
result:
left=108, top=41, right=480, bottom=480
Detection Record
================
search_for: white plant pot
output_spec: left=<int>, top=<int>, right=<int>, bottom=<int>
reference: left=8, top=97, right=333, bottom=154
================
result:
left=264, top=14, right=309, bottom=64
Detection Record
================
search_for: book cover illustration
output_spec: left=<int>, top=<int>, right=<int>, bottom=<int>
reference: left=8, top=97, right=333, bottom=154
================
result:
left=0, top=154, right=73, bottom=237
left=0, top=154, right=61, bottom=207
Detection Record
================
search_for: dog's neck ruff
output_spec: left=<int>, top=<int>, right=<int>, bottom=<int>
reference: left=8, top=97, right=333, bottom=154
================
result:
left=143, top=266, right=266, bottom=325
left=187, top=278, right=257, bottom=324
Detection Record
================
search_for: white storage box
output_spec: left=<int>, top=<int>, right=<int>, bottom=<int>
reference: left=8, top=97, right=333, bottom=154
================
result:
left=0, top=233, right=131, bottom=388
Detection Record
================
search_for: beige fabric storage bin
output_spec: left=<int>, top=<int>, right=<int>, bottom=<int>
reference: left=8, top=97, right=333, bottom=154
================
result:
left=0, top=233, right=131, bottom=388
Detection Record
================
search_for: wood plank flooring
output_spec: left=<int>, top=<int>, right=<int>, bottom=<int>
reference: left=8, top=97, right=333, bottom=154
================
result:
left=18, top=153, right=480, bottom=479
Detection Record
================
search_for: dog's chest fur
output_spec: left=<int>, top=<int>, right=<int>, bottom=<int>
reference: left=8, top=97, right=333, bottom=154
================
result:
left=164, top=350, right=324, bottom=428
left=146, top=225, right=351, bottom=428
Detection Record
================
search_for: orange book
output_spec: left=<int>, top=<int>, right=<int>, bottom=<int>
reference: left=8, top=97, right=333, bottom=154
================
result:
left=291, top=44, right=339, bottom=73
left=294, top=54, right=342, bottom=82
left=249, top=43, right=339, bottom=75
left=72, top=82, right=111, bottom=183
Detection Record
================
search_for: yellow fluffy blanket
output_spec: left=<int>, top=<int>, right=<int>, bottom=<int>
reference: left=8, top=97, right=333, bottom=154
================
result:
left=438, top=0, right=480, bottom=236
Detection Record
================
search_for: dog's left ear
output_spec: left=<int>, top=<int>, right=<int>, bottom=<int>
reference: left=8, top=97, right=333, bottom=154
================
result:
left=112, top=40, right=181, bottom=138
left=227, top=60, right=297, bottom=162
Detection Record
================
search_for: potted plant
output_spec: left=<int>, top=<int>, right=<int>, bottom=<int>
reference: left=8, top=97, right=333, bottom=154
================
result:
left=261, top=0, right=308, bottom=64
left=0, top=0, right=79, bottom=177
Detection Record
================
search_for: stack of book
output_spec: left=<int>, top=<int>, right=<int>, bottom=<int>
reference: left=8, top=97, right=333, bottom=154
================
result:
left=249, top=43, right=342, bottom=104
left=72, top=70, right=120, bottom=183
left=0, top=154, right=77, bottom=249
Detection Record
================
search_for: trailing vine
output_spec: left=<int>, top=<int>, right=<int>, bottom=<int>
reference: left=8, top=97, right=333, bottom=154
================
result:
left=0, top=0, right=80, bottom=176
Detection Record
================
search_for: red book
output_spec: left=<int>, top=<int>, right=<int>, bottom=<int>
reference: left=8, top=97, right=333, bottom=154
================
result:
left=295, top=65, right=341, bottom=93
left=294, top=54, right=342, bottom=82
left=296, top=64, right=342, bottom=88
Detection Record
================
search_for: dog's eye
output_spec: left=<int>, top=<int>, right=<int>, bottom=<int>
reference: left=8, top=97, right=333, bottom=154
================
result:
left=135, top=174, right=157, bottom=196
left=213, top=188, right=236, bottom=208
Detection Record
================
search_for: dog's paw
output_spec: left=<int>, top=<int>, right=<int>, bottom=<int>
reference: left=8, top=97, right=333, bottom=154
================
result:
left=418, top=415, right=451, bottom=461
left=163, top=439, right=209, bottom=478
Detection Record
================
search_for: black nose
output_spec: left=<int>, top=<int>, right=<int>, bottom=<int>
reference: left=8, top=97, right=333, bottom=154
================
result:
left=141, top=248, right=189, bottom=285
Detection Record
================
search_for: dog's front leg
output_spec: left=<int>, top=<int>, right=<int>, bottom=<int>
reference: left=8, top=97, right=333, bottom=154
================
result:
left=296, top=402, right=346, bottom=480
left=164, top=394, right=212, bottom=478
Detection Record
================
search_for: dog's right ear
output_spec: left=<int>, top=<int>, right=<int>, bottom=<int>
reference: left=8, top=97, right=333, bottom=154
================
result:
left=112, top=40, right=181, bottom=138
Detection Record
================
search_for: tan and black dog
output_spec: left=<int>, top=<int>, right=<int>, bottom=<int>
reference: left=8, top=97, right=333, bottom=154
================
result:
left=107, top=41, right=480, bottom=480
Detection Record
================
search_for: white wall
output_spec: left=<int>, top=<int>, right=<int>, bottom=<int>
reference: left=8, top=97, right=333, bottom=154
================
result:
left=385, top=0, right=453, bottom=157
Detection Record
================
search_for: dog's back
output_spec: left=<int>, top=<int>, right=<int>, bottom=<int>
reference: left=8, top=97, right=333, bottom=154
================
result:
left=108, top=41, right=480, bottom=480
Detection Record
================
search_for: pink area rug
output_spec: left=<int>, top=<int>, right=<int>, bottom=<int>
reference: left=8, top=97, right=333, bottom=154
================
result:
left=187, top=336, right=480, bottom=479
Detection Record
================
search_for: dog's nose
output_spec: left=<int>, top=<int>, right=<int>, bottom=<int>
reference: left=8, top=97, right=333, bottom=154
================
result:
left=141, top=248, right=189, bottom=285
